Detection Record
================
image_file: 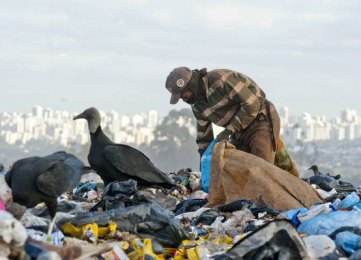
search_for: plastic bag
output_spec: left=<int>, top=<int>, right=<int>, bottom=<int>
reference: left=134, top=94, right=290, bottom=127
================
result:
left=298, top=210, right=361, bottom=236
left=337, top=192, right=360, bottom=209
left=200, top=140, right=217, bottom=193
left=214, top=220, right=308, bottom=259
left=62, top=203, right=188, bottom=247
left=302, top=235, right=337, bottom=259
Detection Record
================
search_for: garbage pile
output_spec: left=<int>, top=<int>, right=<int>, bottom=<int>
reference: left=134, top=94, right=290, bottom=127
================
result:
left=1, top=165, right=361, bottom=259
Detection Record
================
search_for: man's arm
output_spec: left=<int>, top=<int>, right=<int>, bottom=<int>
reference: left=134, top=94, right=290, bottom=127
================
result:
left=195, top=116, right=214, bottom=157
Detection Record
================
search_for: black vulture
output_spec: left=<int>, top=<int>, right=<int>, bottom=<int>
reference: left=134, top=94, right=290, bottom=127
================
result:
left=73, top=107, right=175, bottom=188
left=308, top=165, right=341, bottom=179
left=5, top=151, right=85, bottom=235
left=307, top=164, right=339, bottom=191
left=308, top=165, right=355, bottom=193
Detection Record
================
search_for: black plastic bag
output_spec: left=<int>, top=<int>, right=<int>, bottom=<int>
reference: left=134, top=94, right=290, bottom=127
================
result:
left=63, top=203, right=188, bottom=247
left=214, top=220, right=308, bottom=260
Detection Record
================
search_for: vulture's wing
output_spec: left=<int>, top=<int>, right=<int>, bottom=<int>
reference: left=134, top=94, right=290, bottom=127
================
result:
left=5, top=156, right=40, bottom=187
left=36, top=161, right=73, bottom=197
left=103, top=144, right=173, bottom=185
left=36, top=152, right=84, bottom=197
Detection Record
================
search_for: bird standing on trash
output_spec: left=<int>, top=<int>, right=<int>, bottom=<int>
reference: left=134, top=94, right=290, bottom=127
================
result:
left=308, top=164, right=341, bottom=179
left=307, top=164, right=340, bottom=191
left=165, top=67, right=281, bottom=164
left=73, top=107, right=175, bottom=188
left=308, top=165, right=355, bottom=193
left=5, top=151, right=86, bottom=236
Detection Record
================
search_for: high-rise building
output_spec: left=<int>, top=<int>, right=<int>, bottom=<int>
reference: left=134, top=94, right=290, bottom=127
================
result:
left=32, top=105, right=43, bottom=118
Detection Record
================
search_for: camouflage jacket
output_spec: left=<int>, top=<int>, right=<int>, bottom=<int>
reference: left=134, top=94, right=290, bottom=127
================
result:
left=191, top=69, right=267, bottom=155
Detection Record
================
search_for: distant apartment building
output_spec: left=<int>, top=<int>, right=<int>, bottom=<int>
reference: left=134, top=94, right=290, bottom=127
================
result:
left=281, top=108, right=361, bottom=144
left=0, top=106, right=161, bottom=147
left=1, top=106, right=361, bottom=147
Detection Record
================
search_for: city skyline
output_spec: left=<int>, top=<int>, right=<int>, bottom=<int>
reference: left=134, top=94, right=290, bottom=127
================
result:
left=1, top=105, right=361, bottom=148
left=0, top=104, right=360, bottom=119
left=0, top=1, right=360, bottom=117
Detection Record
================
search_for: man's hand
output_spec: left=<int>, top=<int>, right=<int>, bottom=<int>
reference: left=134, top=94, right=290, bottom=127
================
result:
left=216, top=128, right=233, bottom=141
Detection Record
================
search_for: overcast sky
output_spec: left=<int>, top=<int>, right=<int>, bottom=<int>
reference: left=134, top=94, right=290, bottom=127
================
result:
left=0, top=0, right=360, bottom=117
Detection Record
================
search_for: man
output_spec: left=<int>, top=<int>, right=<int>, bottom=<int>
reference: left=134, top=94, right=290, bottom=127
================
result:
left=165, top=67, right=280, bottom=164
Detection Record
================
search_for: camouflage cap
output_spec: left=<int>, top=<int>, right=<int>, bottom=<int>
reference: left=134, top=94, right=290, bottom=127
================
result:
left=165, top=67, right=192, bottom=104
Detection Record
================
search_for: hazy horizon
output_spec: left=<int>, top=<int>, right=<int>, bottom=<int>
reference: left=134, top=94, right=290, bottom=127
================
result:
left=0, top=104, right=359, bottom=119
left=1, top=0, right=360, bottom=117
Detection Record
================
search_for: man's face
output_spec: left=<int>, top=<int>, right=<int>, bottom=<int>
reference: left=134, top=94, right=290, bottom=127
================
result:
left=180, top=89, right=196, bottom=104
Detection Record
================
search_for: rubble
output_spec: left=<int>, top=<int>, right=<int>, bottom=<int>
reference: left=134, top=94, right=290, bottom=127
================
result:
left=2, top=161, right=361, bottom=259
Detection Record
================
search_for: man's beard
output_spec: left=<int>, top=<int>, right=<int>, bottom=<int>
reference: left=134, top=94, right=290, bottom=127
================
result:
left=184, top=75, right=202, bottom=104
left=184, top=91, right=197, bottom=104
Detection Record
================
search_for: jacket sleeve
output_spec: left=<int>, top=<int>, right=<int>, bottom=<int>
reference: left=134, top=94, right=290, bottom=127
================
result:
left=193, top=109, right=214, bottom=156
left=224, top=72, right=264, bottom=132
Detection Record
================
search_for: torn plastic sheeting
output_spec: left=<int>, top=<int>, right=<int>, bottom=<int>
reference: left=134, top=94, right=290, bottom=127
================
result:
left=62, top=203, right=188, bottom=247
left=139, top=189, right=177, bottom=211
left=298, top=210, right=361, bottom=236
left=73, top=181, right=102, bottom=195
left=335, top=231, right=361, bottom=256
left=174, top=199, right=208, bottom=215
left=27, top=229, right=64, bottom=246
left=90, top=180, right=140, bottom=211
left=216, top=199, right=282, bottom=216
left=281, top=208, right=308, bottom=227
left=103, top=179, right=138, bottom=197
left=192, top=200, right=280, bottom=227
left=329, top=227, right=361, bottom=255
left=297, top=203, right=334, bottom=223
left=193, top=208, right=220, bottom=226
left=214, top=220, right=309, bottom=260
left=302, top=235, right=337, bottom=259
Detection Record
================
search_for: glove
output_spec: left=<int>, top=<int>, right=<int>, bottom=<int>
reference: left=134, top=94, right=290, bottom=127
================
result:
left=216, top=128, right=233, bottom=141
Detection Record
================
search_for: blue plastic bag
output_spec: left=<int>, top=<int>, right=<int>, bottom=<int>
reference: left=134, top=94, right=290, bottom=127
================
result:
left=337, top=192, right=360, bottom=209
left=282, top=208, right=308, bottom=227
left=298, top=210, right=361, bottom=236
left=335, top=231, right=361, bottom=255
left=200, top=140, right=218, bottom=193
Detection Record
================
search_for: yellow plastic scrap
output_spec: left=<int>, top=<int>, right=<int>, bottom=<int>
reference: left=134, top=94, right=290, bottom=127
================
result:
left=99, top=221, right=117, bottom=237
left=174, top=247, right=186, bottom=260
left=211, top=236, right=233, bottom=245
left=127, top=238, right=163, bottom=260
left=117, top=241, right=130, bottom=251
left=62, top=221, right=117, bottom=240
left=174, top=240, right=199, bottom=260
left=181, top=240, right=198, bottom=247
left=175, top=246, right=207, bottom=260
left=186, top=247, right=199, bottom=260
